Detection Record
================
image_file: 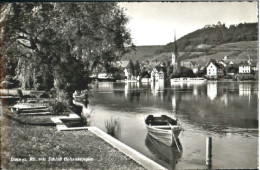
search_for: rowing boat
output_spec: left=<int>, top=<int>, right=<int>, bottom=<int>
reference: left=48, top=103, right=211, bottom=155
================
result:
left=145, top=115, right=182, bottom=147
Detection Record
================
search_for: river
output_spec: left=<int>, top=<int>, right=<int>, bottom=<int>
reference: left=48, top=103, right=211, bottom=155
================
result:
left=88, top=81, right=258, bottom=169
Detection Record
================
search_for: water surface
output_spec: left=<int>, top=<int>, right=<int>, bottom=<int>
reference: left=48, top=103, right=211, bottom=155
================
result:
left=88, top=81, right=258, bottom=169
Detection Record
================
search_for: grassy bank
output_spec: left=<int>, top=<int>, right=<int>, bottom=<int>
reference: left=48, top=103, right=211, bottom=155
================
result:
left=1, top=108, right=144, bottom=169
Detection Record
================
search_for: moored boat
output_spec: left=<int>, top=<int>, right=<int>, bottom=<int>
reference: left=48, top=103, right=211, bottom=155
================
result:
left=97, top=73, right=115, bottom=82
left=145, top=115, right=182, bottom=147
left=171, top=77, right=207, bottom=83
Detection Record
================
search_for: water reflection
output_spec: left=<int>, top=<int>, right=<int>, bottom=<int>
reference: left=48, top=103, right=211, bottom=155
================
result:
left=89, top=81, right=258, bottom=169
left=145, top=133, right=182, bottom=170
left=207, top=82, right=217, bottom=100
left=239, top=83, right=251, bottom=96
left=151, top=81, right=165, bottom=96
left=124, top=82, right=140, bottom=97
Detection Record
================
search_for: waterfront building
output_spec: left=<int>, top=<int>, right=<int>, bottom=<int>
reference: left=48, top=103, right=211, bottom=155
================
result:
left=206, top=60, right=225, bottom=79
left=238, top=64, right=251, bottom=74
left=124, top=68, right=131, bottom=80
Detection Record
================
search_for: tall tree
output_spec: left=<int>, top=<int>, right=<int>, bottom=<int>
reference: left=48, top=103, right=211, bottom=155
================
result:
left=1, top=2, right=132, bottom=101
left=134, top=60, right=141, bottom=76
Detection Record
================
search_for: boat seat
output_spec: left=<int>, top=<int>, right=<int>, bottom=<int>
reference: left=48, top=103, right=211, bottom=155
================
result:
left=151, top=125, right=171, bottom=128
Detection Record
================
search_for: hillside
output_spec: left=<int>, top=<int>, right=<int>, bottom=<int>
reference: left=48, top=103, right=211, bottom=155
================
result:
left=163, top=22, right=258, bottom=53
left=121, top=22, right=258, bottom=66
left=122, top=45, right=164, bottom=61
left=121, top=41, right=258, bottom=67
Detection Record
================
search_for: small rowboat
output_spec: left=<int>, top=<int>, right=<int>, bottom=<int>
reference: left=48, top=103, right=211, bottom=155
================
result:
left=145, top=115, right=182, bottom=148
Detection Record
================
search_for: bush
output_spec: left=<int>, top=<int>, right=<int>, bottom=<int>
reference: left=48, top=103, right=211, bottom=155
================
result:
left=236, top=74, right=256, bottom=81
left=50, top=101, right=67, bottom=114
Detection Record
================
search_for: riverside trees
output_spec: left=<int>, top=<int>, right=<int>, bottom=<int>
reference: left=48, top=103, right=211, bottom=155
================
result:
left=0, top=3, right=132, bottom=102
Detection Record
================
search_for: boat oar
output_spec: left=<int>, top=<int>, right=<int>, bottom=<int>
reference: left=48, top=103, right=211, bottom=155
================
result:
left=171, top=126, right=182, bottom=153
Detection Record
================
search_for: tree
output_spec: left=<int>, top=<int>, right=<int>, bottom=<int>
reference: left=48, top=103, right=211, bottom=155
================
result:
left=128, top=59, right=135, bottom=75
left=1, top=3, right=132, bottom=101
left=134, top=60, right=141, bottom=76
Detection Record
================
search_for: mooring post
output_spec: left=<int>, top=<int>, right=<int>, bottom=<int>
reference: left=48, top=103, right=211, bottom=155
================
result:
left=206, top=137, right=212, bottom=167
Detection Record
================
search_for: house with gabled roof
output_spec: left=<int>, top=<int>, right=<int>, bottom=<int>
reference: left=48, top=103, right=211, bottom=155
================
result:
left=206, top=60, right=225, bottom=79
left=151, top=67, right=164, bottom=82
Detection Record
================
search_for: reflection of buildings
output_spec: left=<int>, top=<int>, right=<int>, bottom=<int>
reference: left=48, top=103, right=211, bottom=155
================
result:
left=151, top=81, right=164, bottom=97
left=124, top=82, right=140, bottom=97
left=172, top=93, right=181, bottom=114
left=97, top=82, right=114, bottom=91
left=207, top=82, right=217, bottom=100
left=239, top=83, right=252, bottom=96
left=193, top=86, right=198, bottom=96
left=172, top=95, right=177, bottom=114
left=170, top=82, right=184, bottom=88
left=220, top=94, right=228, bottom=106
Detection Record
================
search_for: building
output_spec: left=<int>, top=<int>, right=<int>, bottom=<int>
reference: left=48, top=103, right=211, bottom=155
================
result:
left=206, top=61, right=225, bottom=79
left=239, top=65, right=251, bottom=74
left=151, top=68, right=159, bottom=82
left=190, top=61, right=199, bottom=74
left=151, top=68, right=164, bottom=82
left=251, top=61, right=258, bottom=73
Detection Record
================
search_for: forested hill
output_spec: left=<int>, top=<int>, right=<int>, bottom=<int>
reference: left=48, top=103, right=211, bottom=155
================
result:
left=122, top=22, right=258, bottom=62
left=162, top=22, right=258, bottom=53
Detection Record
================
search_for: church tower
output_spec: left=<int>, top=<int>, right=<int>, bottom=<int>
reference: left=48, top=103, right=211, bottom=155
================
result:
left=172, top=32, right=181, bottom=74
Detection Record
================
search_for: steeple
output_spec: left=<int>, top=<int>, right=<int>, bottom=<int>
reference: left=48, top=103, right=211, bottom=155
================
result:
left=174, top=31, right=178, bottom=56
left=172, top=31, right=180, bottom=74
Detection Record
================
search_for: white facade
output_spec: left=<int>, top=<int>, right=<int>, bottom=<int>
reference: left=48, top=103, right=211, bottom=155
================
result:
left=151, top=68, right=164, bottom=82
left=207, top=62, right=217, bottom=77
left=206, top=62, right=224, bottom=78
left=172, top=53, right=176, bottom=65
left=124, top=68, right=130, bottom=80
left=239, top=65, right=251, bottom=74
left=192, top=68, right=198, bottom=74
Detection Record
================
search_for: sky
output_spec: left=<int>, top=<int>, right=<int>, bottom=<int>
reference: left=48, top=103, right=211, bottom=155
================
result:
left=118, top=2, right=258, bottom=46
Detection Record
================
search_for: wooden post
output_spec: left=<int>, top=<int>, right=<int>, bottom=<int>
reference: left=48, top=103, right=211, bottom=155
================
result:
left=206, top=137, right=212, bottom=167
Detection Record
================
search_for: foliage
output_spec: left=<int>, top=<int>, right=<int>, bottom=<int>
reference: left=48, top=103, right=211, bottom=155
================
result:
left=236, top=74, right=256, bottom=81
left=49, top=101, right=67, bottom=115
left=1, top=3, right=132, bottom=101
left=140, top=70, right=150, bottom=78
left=127, top=59, right=135, bottom=75
left=134, top=60, right=141, bottom=76
left=171, top=67, right=195, bottom=78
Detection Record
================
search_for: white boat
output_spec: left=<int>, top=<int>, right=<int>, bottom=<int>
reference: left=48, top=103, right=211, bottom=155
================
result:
left=97, top=73, right=115, bottom=82
left=171, top=77, right=207, bottom=83
left=145, top=115, right=182, bottom=147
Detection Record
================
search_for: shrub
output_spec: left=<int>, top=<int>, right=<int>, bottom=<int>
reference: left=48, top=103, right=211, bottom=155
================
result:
left=50, top=101, right=67, bottom=115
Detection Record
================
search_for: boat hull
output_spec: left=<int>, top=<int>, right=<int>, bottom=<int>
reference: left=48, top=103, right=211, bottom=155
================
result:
left=145, top=115, right=182, bottom=147
left=170, top=77, right=207, bottom=83
left=146, top=125, right=181, bottom=146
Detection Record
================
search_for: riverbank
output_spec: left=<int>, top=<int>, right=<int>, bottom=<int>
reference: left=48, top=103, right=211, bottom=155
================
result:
left=1, top=108, right=145, bottom=169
